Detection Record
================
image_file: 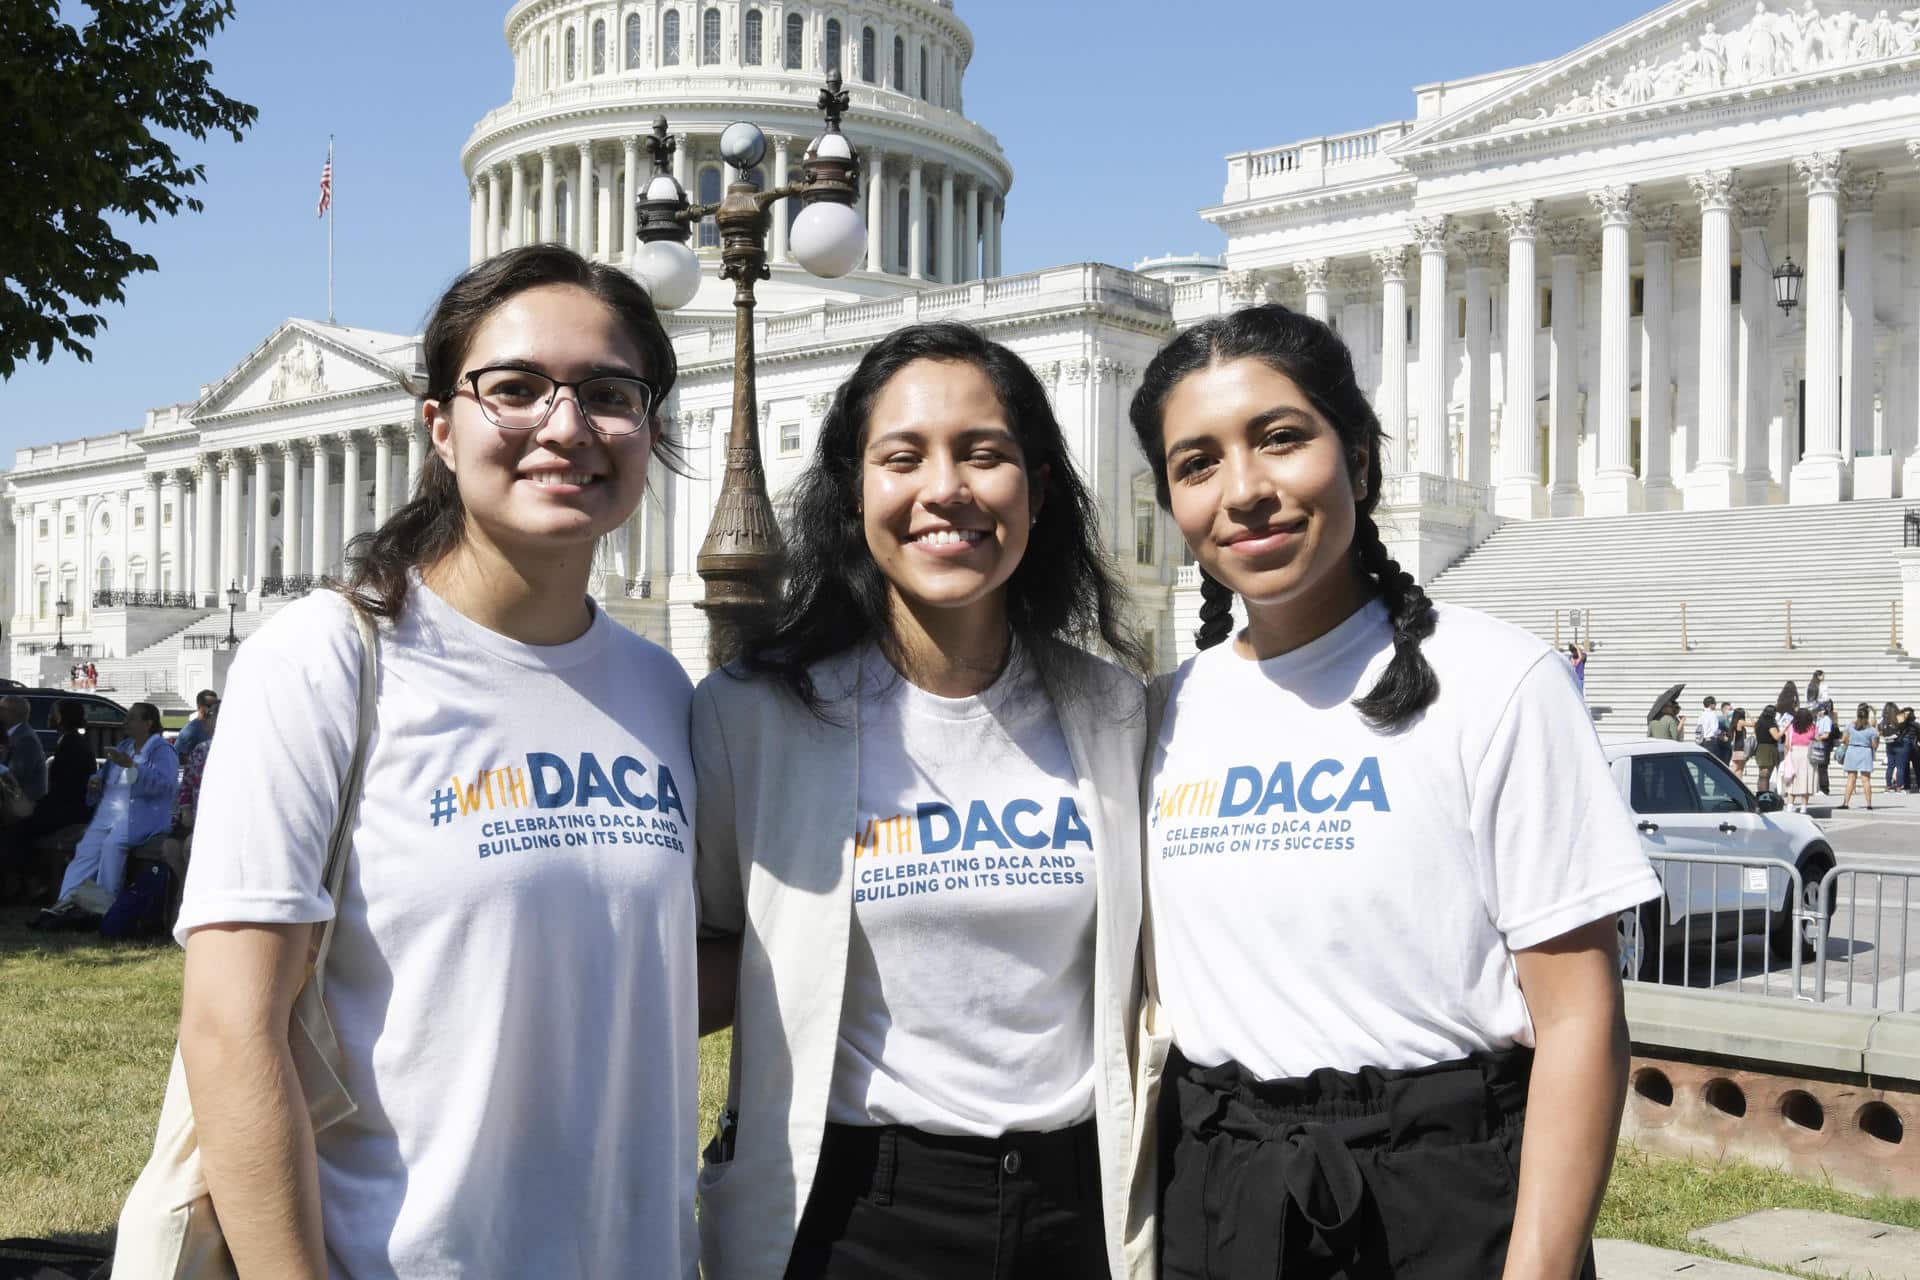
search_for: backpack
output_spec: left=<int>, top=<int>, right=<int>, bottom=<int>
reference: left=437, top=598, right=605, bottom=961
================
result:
left=101, top=862, right=173, bottom=940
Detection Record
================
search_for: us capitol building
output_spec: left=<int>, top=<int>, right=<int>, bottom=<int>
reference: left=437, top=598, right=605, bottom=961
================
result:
left=10, top=0, right=1920, bottom=692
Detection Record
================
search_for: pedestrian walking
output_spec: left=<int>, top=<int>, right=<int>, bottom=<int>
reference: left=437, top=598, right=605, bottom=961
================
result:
left=1880, top=701, right=1903, bottom=791
left=1809, top=703, right=1834, bottom=798
left=1648, top=694, right=1683, bottom=741
left=1784, top=707, right=1816, bottom=809
left=1127, top=305, right=1656, bottom=1280
left=1728, top=706, right=1751, bottom=780
left=1806, top=669, right=1826, bottom=708
left=1840, top=702, right=1879, bottom=810
left=1696, top=696, right=1731, bottom=764
left=1753, top=703, right=1782, bottom=794
left=146, top=246, right=701, bottom=1279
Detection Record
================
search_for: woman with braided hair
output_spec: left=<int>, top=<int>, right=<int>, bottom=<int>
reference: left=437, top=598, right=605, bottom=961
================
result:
left=1126, top=305, right=1658, bottom=1280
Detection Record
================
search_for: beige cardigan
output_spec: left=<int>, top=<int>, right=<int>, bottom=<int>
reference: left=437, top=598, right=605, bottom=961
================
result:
left=692, top=645, right=1154, bottom=1280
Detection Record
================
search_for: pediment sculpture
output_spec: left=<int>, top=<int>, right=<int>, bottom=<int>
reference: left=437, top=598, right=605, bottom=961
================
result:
left=1506, top=2, right=1920, bottom=128
left=267, top=338, right=329, bottom=402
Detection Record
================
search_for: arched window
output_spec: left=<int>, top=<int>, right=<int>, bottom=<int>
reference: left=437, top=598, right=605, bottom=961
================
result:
left=701, top=7, right=721, bottom=64
left=592, top=19, right=606, bottom=73
left=784, top=12, right=804, bottom=68
left=824, top=19, right=841, bottom=73
left=564, top=27, right=577, bottom=80
left=96, top=555, right=113, bottom=595
left=625, top=12, right=643, bottom=68
left=743, top=8, right=762, bottom=64
left=891, top=35, right=905, bottom=90
left=698, top=166, right=722, bottom=247
left=662, top=9, right=680, bottom=65
left=918, top=47, right=929, bottom=100
left=860, top=26, right=876, bottom=82
left=542, top=35, right=552, bottom=89
left=896, top=186, right=909, bottom=272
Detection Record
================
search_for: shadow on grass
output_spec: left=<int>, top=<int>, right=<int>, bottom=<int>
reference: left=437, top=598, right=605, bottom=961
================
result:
left=0, top=919, right=174, bottom=966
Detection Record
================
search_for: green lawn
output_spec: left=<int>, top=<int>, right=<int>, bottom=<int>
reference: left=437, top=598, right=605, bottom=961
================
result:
left=4, top=920, right=1916, bottom=1266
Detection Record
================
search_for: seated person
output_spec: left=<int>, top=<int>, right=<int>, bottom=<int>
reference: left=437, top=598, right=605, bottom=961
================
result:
left=174, top=728, right=213, bottom=832
left=38, top=702, right=177, bottom=922
left=0, top=700, right=97, bottom=888
left=0, top=694, right=49, bottom=811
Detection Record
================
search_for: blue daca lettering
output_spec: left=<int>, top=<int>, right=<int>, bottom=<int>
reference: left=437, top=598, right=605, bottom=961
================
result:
left=1217, top=757, right=1390, bottom=816
left=917, top=797, right=1093, bottom=853
left=527, top=751, right=687, bottom=822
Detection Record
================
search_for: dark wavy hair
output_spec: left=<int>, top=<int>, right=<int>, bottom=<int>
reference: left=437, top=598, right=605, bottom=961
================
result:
left=1128, top=304, right=1437, bottom=731
left=341, top=244, right=682, bottom=619
left=743, top=321, right=1147, bottom=713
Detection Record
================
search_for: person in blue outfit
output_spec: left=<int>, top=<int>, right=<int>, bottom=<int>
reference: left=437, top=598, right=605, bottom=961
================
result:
left=46, top=701, right=177, bottom=912
left=1839, top=703, right=1879, bottom=811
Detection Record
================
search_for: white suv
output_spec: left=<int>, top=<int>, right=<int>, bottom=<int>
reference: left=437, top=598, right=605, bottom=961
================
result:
left=1604, top=740, right=1836, bottom=982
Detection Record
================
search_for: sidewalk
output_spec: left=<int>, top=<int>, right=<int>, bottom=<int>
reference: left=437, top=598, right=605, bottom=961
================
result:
left=1600, top=1209, right=1920, bottom=1277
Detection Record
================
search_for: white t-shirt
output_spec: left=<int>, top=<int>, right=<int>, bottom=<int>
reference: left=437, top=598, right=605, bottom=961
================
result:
left=175, top=585, right=699, bottom=1280
left=828, top=645, right=1097, bottom=1136
left=1148, top=600, right=1659, bottom=1080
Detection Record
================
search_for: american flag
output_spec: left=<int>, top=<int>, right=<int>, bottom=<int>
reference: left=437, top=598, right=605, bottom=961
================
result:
left=316, top=154, right=333, bottom=219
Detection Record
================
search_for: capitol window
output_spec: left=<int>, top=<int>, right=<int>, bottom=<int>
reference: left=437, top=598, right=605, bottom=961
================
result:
left=824, top=19, right=841, bottom=73
left=96, top=556, right=113, bottom=594
left=1539, top=285, right=1552, bottom=329
left=1630, top=273, right=1645, bottom=317
left=37, top=518, right=47, bottom=539
left=133, top=507, right=145, bottom=530
left=662, top=9, right=680, bottom=65
left=918, top=46, right=928, bottom=100
left=780, top=420, right=801, bottom=455
left=698, top=167, right=722, bottom=247
left=161, top=503, right=171, bottom=527
left=626, top=13, right=642, bottom=68
left=861, top=27, right=876, bottom=83
left=1135, top=502, right=1157, bottom=566
left=891, top=35, right=904, bottom=90
left=565, top=27, right=576, bottom=80
left=701, top=8, right=720, bottom=65
left=784, top=12, right=803, bottom=68
left=743, top=9, right=762, bottom=65
left=924, top=194, right=937, bottom=273
left=592, top=19, right=606, bottom=74
left=63, top=513, right=75, bottom=535
left=896, top=187, right=909, bottom=270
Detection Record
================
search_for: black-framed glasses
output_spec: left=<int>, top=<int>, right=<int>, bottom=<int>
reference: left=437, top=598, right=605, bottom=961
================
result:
left=447, top=366, right=659, bottom=436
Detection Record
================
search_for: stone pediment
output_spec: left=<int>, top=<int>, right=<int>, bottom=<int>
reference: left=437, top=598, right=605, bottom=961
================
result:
left=1397, top=0, right=1920, bottom=151
left=191, top=320, right=415, bottom=419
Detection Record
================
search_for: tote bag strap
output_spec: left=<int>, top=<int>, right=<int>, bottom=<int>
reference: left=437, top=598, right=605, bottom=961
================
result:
left=289, top=603, right=380, bottom=1132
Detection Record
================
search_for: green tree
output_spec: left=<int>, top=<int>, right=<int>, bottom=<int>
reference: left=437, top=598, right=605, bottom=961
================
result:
left=0, top=1, right=257, bottom=377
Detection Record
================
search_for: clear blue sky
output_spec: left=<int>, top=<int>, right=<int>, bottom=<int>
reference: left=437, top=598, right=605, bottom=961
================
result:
left=1, top=0, right=1654, bottom=451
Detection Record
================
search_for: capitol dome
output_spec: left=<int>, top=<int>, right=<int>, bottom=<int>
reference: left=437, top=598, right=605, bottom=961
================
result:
left=461, top=0, right=1015, bottom=316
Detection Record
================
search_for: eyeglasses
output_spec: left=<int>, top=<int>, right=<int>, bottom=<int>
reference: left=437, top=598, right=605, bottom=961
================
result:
left=447, top=366, right=659, bottom=436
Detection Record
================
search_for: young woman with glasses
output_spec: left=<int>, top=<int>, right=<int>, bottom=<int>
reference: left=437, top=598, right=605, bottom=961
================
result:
left=170, top=245, right=699, bottom=1279
left=691, top=322, right=1153, bottom=1279
left=1128, top=306, right=1658, bottom=1279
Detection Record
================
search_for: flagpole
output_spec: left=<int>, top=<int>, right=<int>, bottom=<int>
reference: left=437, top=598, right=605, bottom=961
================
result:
left=327, top=135, right=335, bottom=324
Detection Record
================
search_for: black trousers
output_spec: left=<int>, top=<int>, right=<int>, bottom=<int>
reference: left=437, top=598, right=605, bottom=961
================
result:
left=786, top=1120, right=1107, bottom=1280
left=1159, top=1045, right=1595, bottom=1280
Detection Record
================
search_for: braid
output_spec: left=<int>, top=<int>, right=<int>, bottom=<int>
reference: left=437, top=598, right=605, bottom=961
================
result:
left=1195, top=569, right=1235, bottom=651
left=1350, top=517, right=1440, bottom=729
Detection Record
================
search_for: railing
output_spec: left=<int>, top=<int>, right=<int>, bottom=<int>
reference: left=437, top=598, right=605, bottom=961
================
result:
left=1905, top=506, right=1920, bottom=547
left=1380, top=472, right=1490, bottom=512
left=623, top=578, right=653, bottom=600
left=1625, top=852, right=1806, bottom=1000
left=181, top=634, right=230, bottom=650
left=259, top=575, right=328, bottom=598
left=1814, top=862, right=1919, bottom=1014
left=92, top=589, right=199, bottom=610
left=18, top=642, right=97, bottom=658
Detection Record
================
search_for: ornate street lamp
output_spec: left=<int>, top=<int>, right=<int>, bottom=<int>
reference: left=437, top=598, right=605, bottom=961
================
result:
left=1772, top=198, right=1803, bottom=314
left=632, top=74, right=866, bottom=667
left=52, top=596, right=71, bottom=655
left=223, top=581, right=243, bottom=647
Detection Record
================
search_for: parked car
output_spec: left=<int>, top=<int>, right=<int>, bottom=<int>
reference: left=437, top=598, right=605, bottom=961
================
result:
left=14, top=690, right=130, bottom=760
left=1605, top=740, right=1836, bottom=982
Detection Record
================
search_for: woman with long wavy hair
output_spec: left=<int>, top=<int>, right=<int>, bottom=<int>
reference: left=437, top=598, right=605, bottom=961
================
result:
left=692, top=321, right=1153, bottom=1279
left=1127, top=305, right=1658, bottom=1279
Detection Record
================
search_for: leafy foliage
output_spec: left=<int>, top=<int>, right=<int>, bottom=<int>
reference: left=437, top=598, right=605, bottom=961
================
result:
left=0, top=1, right=257, bottom=377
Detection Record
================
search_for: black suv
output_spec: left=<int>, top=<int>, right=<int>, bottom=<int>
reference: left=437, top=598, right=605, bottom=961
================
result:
left=11, top=690, right=130, bottom=759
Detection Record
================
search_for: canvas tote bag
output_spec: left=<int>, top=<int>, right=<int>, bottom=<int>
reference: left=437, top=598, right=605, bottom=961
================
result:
left=112, top=607, right=379, bottom=1279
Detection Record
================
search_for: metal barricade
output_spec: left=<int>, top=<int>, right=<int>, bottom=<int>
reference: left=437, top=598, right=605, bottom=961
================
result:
left=1814, top=861, right=1920, bottom=1014
left=1629, top=853, right=1806, bottom=1000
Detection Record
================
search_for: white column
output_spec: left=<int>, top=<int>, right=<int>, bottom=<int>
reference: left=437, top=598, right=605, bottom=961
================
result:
left=771, top=136, right=792, bottom=263
left=167, top=472, right=187, bottom=595
left=1842, top=170, right=1880, bottom=462
left=962, top=178, right=979, bottom=282
left=138, top=474, right=161, bottom=594
left=1495, top=202, right=1545, bottom=517
left=406, top=423, right=425, bottom=501
left=1410, top=215, right=1451, bottom=478
left=509, top=155, right=527, bottom=249
left=1586, top=185, right=1640, bottom=514
left=1545, top=218, right=1584, bottom=516
left=1372, top=245, right=1411, bottom=474
left=908, top=157, right=926, bottom=280
left=13, top=513, right=27, bottom=621
left=865, top=149, right=885, bottom=270
left=1459, top=229, right=1494, bottom=488
left=473, top=178, right=488, bottom=265
left=1299, top=258, right=1331, bottom=322
left=983, top=192, right=999, bottom=279
left=540, top=147, right=557, bottom=242
left=1792, top=151, right=1848, bottom=503
left=622, top=136, right=641, bottom=261
left=280, top=442, right=304, bottom=578
left=1908, top=141, right=1920, bottom=497
left=575, top=142, right=594, bottom=253
left=222, top=451, right=246, bottom=592
left=249, top=448, right=270, bottom=590
left=1736, top=185, right=1777, bottom=501
left=990, top=196, right=1003, bottom=276
left=1640, top=205, right=1678, bottom=510
left=310, top=437, right=331, bottom=577
left=192, top=455, right=216, bottom=602
left=1686, top=170, right=1738, bottom=508
left=340, top=430, right=363, bottom=555
left=938, top=166, right=955, bottom=283
left=373, top=427, right=394, bottom=526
